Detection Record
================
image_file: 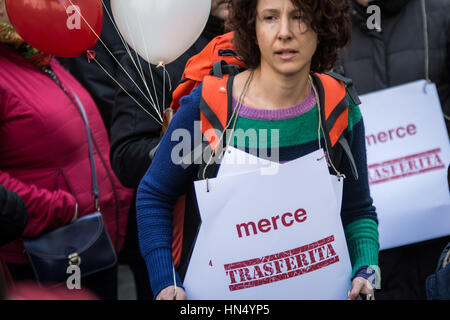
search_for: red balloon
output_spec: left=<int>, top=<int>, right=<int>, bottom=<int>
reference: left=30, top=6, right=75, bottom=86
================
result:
left=5, top=0, right=103, bottom=57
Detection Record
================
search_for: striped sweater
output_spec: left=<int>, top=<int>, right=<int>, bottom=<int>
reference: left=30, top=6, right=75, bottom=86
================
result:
left=136, top=83, right=379, bottom=298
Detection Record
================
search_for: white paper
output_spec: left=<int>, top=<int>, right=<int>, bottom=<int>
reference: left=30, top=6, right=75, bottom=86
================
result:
left=359, top=80, right=450, bottom=249
left=184, top=149, right=352, bottom=300
left=218, top=146, right=344, bottom=209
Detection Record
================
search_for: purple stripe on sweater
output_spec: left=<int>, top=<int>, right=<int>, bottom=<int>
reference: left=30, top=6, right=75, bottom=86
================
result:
left=232, top=90, right=316, bottom=121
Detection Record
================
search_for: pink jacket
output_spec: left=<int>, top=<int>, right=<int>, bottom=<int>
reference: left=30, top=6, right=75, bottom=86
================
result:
left=0, top=45, right=133, bottom=264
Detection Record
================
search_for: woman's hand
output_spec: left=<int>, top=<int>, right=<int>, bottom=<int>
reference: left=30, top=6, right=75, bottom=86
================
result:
left=156, top=286, right=187, bottom=300
left=347, top=276, right=375, bottom=300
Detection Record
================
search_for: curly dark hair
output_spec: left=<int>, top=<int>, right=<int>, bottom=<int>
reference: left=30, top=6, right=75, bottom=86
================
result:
left=226, top=0, right=351, bottom=73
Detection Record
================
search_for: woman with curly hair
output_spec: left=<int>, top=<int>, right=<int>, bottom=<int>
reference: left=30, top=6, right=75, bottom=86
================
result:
left=136, top=0, right=380, bottom=300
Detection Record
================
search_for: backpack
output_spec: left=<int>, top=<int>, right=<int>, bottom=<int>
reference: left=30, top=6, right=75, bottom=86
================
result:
left=167, top=32, right=362, bottom=280
left=169, top=32, right=246, bottom=113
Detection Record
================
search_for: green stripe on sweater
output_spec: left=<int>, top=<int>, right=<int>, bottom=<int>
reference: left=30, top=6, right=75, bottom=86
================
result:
left=231, top=94, right=362, bottom=149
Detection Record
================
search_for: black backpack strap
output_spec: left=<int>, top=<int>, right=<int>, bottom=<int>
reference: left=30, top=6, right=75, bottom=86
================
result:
left=325, top=71, right=361, bottom=105
left=218, top=48, right=242, bottom=60
left=337, top=136, right=359, bottom=180
left=211, top=60, right=243, bottom=79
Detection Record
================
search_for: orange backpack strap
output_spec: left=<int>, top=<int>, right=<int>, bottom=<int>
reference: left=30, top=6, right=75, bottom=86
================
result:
left=199, top=74, right=232, bottom=154
left=313, top=73, right=349, bottom=148
left=170, top=31, right=245, bottom=111
left=311, top=72, right=359, bottom=180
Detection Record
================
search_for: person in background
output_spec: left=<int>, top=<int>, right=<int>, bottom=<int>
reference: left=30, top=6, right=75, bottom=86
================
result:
left=64, top=0, right=126, bottom=134
left=136, top=0, right=379, bottom=300
left=426, top=241, right=450, bottom=300
left=336, top=0, right=450, bottom=299
left=337, top=0, right=450, bottom=134
left=0, top=0, right=133, bottom=300
left=108, top=0, right=231, bottom=300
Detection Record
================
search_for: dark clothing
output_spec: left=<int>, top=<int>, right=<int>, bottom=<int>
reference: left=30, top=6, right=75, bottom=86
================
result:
left=64, top=0, right=147, bottom=299
left=0, top=185, right=27, bottom=248
left=338, top=0, right=450, bottom=133
left=0, top=185, right=27, bottom=299
left=110, top=15, right=225, bottom=188
left=374, top=236, right=450, bottom=300
left=337, top=0, right=450, bottom=300
left=65, top=0, right=126, bottom=133
left=426, top=241, right=450, bottom=300
left=118, top=199, right=153, bottom=300
left=109, top=15, right=225, bottom=299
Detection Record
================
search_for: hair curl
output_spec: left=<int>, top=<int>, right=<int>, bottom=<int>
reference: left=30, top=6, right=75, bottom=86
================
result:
left=226, top=0, right=351, bottom=73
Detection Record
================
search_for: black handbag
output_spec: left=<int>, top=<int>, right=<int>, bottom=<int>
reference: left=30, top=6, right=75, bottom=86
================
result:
left=23, top=90, right=117, bottom=285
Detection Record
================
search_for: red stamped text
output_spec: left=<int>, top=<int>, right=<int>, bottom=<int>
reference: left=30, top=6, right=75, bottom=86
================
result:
left=224, top=235, right=339, bottom=292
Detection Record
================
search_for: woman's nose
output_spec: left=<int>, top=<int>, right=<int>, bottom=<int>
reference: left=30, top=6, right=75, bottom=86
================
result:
left=277, top=17, right=293, bottom=40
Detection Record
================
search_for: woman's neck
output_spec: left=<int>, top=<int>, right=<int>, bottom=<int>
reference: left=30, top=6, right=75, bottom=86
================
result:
left=235, top=65, right=312, bottom=110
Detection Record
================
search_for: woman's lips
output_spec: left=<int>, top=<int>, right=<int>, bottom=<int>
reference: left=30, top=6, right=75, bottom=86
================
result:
left=275, top=50, right=299, bottom=60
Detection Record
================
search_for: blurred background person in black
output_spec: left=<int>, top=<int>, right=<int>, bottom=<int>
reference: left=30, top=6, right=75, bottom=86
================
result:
left=66, top=0, right=232, bottom=300
left=336, top=0, right=450, bottom=299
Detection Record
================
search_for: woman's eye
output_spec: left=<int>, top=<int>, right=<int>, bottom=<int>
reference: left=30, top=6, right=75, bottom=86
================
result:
left=264, top=16, right=276, bottom=21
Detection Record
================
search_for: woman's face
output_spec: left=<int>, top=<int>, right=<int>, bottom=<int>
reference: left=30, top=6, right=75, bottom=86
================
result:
left=255, top=0, right=317, bottom=77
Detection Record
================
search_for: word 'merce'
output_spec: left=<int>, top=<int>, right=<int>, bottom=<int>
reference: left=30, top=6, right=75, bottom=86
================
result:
left=236, top=208, right=307, bottom=238
left=366, top=123, right=417, bottom=147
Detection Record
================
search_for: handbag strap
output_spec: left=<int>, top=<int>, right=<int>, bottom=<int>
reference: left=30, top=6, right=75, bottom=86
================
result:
left=43, top=68, right=100, bottom=212
left=72, top=92, right=100, bottom=212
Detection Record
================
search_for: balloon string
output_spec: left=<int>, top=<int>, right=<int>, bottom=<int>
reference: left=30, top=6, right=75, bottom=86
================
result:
left=134, top=11, right=162, bottom=114
left=100, top=0, right=159, bottom=111
left=101, top=1, right=148, bottom=90
left=163, top=64, right=166, bottom=113
left=64, top=0, right=163, bottom=122
left=90, top=56, right=163, bottom=126
left=165, top=66, right=173, bottom=92
left=156, top=63, right=173, bottom=113
left=121, top=3, right=161, bottom=112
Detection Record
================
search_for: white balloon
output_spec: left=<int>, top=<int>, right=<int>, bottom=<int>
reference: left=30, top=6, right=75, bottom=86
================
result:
left=111, top=0, right=211, bottom=65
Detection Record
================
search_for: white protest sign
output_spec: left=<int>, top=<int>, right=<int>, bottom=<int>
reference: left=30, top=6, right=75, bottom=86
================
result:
left=218, top=146, right=343, bottom=209
left=359, top=80, right=450, bottom=250
left=184, top=149, right=352, bottom=300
